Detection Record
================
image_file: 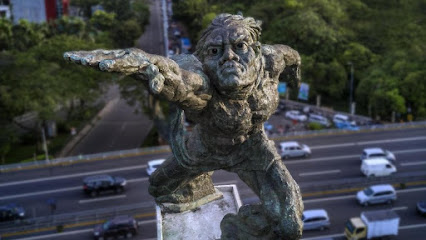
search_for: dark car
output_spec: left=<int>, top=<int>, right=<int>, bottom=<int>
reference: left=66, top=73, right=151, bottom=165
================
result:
left=93, top=215, right=138, bottom=240
left=83, top=175, right=127, bottom=197
left=0, top=203, right=25, bottom=222
left=417, top=201, right=426, bottom=216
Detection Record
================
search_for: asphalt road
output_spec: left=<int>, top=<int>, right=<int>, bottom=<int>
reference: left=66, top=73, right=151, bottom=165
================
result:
left=1, top=127, right=426, bottom=239
left=69, top=0, right=166, bottom=156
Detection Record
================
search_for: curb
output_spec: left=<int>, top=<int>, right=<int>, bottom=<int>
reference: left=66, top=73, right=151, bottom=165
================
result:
left=57, top=98, right=120, bottom=158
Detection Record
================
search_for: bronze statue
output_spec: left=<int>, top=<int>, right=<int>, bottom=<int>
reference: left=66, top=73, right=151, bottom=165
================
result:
left=64, top=14, right=303, bottom=239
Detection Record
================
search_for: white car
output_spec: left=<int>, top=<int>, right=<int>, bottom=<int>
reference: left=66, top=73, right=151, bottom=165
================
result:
left=285, top=110, right=307, bottom=121
left=146, top=159, right=165, bottom=176
left=356, top=184, right=396, bottom=206
left=360, top=148, right=396, bottom=162
left=302, top=209, right=330, bottom=231
left=279, top=141, right=311, bottom=159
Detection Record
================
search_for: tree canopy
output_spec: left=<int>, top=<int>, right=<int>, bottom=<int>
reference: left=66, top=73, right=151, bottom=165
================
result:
left=172, top=0, right=425, bottom=121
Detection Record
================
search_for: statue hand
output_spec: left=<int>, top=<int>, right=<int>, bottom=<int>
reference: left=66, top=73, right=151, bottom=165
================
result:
left=64, top=48, right=165, bottom=94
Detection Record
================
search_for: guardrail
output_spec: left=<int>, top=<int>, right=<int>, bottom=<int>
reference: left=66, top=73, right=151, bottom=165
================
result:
left=0, top=202, right=155, bottom=236
left=1, top=121, right=425, bottom=173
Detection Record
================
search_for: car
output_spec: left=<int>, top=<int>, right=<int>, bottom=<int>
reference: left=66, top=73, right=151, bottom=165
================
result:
left=278, top=141, right=311, bottom=159
left=416, top=201, right=426, bottom=216
left=360, top=158, right=397, bottom=177
left=302, top=209, right=330, bottom=231
left=146, top=159, right=165, bottom=176
left=285, top=110, right=307, bottom=121
left=360, top=148, right=396, bottom=162
left=308, top=114, right=331, bottom=127
left=93, top=215, right=138, bottom=240
left=332, top=113, right=350, bottom=125
left=0, top=203, right=25, bottom=222
left=83, top=175, right=127, bottom=197
left=356, top=184, right=397, bottom=206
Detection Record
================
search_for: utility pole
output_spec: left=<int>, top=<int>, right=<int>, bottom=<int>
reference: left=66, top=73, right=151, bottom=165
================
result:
left=347, top=62, right=354, bottom=114
left=41, top=125, right=50, bottom=164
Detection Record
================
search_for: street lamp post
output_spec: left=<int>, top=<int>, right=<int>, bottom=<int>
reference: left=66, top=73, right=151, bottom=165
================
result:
left=347, top=62, right=354, bottom=114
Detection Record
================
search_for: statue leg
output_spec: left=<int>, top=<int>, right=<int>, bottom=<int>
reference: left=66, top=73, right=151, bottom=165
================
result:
left=148, top=155, right=216, bottom=205
left=222, top=163, right=303, bottom=239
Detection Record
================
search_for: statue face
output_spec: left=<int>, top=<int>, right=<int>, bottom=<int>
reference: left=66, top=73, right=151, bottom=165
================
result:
left=201, top=27, right=260, bottom=98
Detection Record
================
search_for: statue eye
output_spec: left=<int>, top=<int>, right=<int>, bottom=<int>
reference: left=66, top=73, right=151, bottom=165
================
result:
left=235, top=42, right=246, bottom=50
left=208, top=47, right=220, bottom=56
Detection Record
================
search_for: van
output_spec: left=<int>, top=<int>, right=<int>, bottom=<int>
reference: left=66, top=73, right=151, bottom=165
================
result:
left=279, top=141, right=311, bottom=159
left=360, top=158, right=397, bottom=177
left=356, top=184, right=397, bottom=206
left=302, top=209, right=330, bottom=231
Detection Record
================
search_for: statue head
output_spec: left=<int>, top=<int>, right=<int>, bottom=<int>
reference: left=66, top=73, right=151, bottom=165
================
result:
left=195, top=14, right=264, bottom=99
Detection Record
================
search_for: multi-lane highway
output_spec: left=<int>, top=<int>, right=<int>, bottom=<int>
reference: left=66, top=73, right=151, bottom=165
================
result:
left=1, top=127, right=426, bottom=239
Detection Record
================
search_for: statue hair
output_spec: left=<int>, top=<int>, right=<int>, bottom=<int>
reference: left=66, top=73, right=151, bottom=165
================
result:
left=194, top=14, right=262, bottom=59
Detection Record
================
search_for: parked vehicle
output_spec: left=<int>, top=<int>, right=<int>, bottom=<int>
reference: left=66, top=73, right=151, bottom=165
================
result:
left=285, top=110, right=307, bottom=121
left=360, top=158, right=396, bottom=177
left=146, top=159, right=165, bottom=176
left=417, top=200, right=426, bottom=216
left=302, top=209, right=330, bottom=231
left=93, top=215, right=138, bottom=240
left=83, top=175, right=127, bottom=197
left=356, top=184, right=396, bottom=206
left=344, top=209, right=399, bottom=240
left=360, top=148, right=396, bottom=162
left=333, top=113, right=350, bottom=125
left=308, top=114, right=331, bottom=127
left=0, top=203, right=25, bottom=222
left=278, top=141, right=311, bottom=159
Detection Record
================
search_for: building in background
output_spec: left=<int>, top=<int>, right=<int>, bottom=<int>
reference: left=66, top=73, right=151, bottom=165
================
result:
left=0, top=0, right=11, bottom=18
left=10, top=0, right=69, bottom=24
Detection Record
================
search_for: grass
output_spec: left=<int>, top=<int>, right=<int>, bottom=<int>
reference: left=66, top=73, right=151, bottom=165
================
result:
left=3, top=105, right=103, bottom=165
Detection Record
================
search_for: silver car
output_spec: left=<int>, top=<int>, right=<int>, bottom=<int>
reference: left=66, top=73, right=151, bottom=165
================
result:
left=279, top=141, right=311, bottom=159
left=302, top=209, right=330, bottom=231
left=356, top=184, right=397, bottom=206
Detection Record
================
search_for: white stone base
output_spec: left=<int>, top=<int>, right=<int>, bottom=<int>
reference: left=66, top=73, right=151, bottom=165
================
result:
left=156, top=184, right=242, bottom=240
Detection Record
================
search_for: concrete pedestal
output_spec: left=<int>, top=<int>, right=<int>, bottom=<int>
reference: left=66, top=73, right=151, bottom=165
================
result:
left=156, top=185, right=242, bottom=240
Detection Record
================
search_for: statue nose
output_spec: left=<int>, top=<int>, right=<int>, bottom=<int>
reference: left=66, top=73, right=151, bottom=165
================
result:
left=220, top=46, right=239, bottom=64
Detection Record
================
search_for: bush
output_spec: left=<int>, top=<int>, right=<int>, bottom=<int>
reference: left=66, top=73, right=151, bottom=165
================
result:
left=307, top=122, right=323, bottom=130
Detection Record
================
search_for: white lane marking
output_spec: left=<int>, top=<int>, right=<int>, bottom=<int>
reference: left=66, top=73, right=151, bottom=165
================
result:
left=400, top=161, right=426, bottom=166
left=285, top=155, right=358, bottom=164
left=392, top=206, right=408, bottom=211
left=310, top=136, right=426, bottom=150
left=79, top=195, right=126, bottom=204
left=399, top=223, right=426, bottom=230
left=0, top=164, right=148, bottom=188
left=138, top=219, right=156, bottom=225
left=310, top=143, right=355, bottom=149
left=304, top=187, right=426, bottom=204
left=302, top=223, right=426, bottom=240
left=398, top=186, right=426, bottom=193
left=0, top=186, right=81, bottom=201
left=0, top=177, right=150, bottom=200
left=304, top=195, right=354, bottom=203
left=299, top=169, right=341, bottom=177
left=18, top=229, right=93, bottom=240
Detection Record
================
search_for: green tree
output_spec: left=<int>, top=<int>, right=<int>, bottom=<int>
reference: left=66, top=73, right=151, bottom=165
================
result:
left=90, top=10, right=116, bottom=32
left=0, top=18, right=13, bottom=50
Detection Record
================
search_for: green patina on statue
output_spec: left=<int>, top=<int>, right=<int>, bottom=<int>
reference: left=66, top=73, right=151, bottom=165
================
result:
left=65, top=14, right=303, bottom=239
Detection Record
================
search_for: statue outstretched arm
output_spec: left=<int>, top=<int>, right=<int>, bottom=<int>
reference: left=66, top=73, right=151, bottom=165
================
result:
left=262, top=44, right=301, bottom=89
left=64, top=48, right=211, bottom=110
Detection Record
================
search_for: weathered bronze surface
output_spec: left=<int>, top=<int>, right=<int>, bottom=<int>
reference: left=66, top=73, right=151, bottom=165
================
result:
left=64, top=14, right=303, bottom=239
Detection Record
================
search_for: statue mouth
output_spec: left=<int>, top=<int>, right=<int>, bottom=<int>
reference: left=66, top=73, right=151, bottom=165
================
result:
left=220, top=61, right=244, bottom=76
